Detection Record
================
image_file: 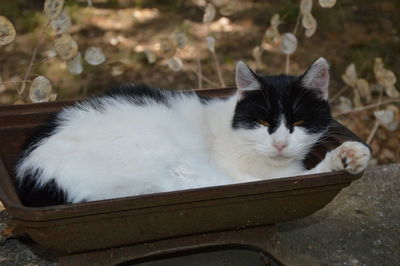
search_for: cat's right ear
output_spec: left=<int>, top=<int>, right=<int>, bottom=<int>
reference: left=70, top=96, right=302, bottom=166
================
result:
left=235, top=61, right=260, bottom=93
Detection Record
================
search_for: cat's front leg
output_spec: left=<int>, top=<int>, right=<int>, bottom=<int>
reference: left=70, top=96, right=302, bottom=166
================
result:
left=306, top=141, right=371, bottom=175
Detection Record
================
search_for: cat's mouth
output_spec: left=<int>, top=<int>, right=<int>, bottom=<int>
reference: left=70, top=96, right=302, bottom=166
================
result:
left=270, top=154, right=292, bottom=161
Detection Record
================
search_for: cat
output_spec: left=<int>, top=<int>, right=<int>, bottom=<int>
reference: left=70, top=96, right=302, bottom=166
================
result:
left=15, top=58, right=371, bottom=206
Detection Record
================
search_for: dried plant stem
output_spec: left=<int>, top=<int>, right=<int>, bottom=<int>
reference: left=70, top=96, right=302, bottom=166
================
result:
left=330, top=86, right=349, bottom=103
left=211, top=51, right=226, bottom=87
left=285, top=54, right=290, bottom=75
left=366, top=120, right=380, bottom=145
left=335, top=98, right=400, bottom=116
left=19, top=21, right=50, bottom=99
left=196, top=55, right=203, bottom=90
left=293, top=12, right=302, bottom=36
left=87, top=0, right=93, bottom=7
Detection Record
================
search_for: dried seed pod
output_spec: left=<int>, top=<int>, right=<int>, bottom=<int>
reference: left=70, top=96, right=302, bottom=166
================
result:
left=342, top=63, right=358, bottom=87
left=29, top=76, right=52, bottom=103
left=270, top=14, right=281, bottom=27
left=49, top=93, right=58, bottom=102
left=44, top=0, right=64, bottom=20
left=319, top=0, right=336, bottom=8
left=300, top=0, right=313, bottom=15
left=167, top=57, right=183, bottom=72
left=144, top=49, right=156, bottom=64
left=54, top=34, right=78, bottom=60
left=337, top=96, right=353, bottom=113
left=159, top=38, right=176, bottom=58
left=206, top=36, right=215, bottom=53
left=280, top=33, right=297, bottom=55
left=84, top=47, right=106, bottom=65
left=174, top=32, right=187, bottom=48
left=48, top=10, right=71, bottom=36
left=264, top=26, right=280, bottom=44
left=374, top=58, right=399, bottom=98
left=203, top=3, right=216, bottom=23
left=67, top=52, right=83, bottom=75
left=374, top=109, right=394, bottom=125
left=302, top=12, right=316, bottom=29
left=0, top=16, right=16, bottom=46
left=305, top=25, right=317, bottom=37
left=355, top=78, right=371, bottom=102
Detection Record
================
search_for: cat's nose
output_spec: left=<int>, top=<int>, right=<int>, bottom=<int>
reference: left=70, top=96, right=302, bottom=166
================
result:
left=273, top=141, right=288, bottom=152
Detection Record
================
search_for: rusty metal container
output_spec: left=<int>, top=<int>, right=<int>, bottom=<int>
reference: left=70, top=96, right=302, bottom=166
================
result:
left=0, top=88, right=365, bottom=261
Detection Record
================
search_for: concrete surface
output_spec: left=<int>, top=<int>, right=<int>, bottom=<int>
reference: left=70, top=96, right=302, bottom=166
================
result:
left=0, top=164, right=399, bottom=265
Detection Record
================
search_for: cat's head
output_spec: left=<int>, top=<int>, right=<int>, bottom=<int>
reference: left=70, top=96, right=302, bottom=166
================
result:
left=232, top=58, right=332, bottom=166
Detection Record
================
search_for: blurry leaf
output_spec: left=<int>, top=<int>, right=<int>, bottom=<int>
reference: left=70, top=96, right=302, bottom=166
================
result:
left=44, top=0, right=64, bottom=20
left=280, top=33, right=297, bottom=55
left=84, top=47, right=106, bottom=65
left=374, top=109, right=394, bottom=125
left=342, top=63, right=358, bottom=87
left=49, top=93, right=57, bottom=102
left=144, top=49, right=157, bottom=64
left=337, top=96, right=353, bottom=113
left=300, top=0, right=313, bottom=15
left=160, top=38, right=176, bottom=58
left=319, top=0, right=336, bottom=8
left=302, top=12, right=316, bottom=29
left=54, top=34, right=78, bottom=60
left=270, top=14, right=281, bottom=27
left=48, top=10, right=71, bottom=36
left=29, top=76, right=52, bottom=103
left=373, top=57, right=384, bottom=76
left=67, top=52, right=83, bottom=75
left=203, top=3, right=216, bottom=23
left=167, top=57, right=183, bottom=72
left=355, top=78, right=371, bottom=102
left=206, top=36, right=215, bottom=53
left=174, top=32, right=187, bottom=48
left=0, top=16, right=16, bottom=46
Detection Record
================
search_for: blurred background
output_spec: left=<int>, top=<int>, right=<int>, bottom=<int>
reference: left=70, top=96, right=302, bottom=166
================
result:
left=0, top=0, right=399, bottom=164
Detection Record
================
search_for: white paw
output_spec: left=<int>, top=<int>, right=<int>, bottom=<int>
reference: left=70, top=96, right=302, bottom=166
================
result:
left=331, top=141, right=371, bottom=174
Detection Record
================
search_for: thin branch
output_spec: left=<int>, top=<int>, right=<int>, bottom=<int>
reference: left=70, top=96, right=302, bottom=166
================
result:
left=211, top=51, right=226, bottom=87
left=334, top=98, right=400, bottom=116
left=366, top=120, right=380, bottom=145
left=19, top=21, right=50, bottom=99
left=196, top=55, right=203, bottom=90
left=285, top=54, right=290, bottom=75
left=292, top=12, right=302, bottom=36
left=330, top=86, right=349, bottom=103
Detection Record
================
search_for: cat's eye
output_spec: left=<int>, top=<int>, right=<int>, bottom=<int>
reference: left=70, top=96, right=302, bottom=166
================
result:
left=293, top=120, right=304, bottom=126
left=259, top=120, right=270, bottom=127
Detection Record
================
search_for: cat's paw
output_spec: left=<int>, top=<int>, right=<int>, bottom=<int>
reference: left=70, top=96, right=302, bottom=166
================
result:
left=330, top=141, right=371, bottom=174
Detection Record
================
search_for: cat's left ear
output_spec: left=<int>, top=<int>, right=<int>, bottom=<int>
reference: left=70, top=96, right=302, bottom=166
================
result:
left=301, top=57, right=330, bottom=100
left=235, top=61, right=260, bottom=93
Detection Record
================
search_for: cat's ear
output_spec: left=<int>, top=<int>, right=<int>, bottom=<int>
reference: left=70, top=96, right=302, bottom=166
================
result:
left=235, top=61, right=260, bottom=93
left=301, top=57, right=330, bottom=100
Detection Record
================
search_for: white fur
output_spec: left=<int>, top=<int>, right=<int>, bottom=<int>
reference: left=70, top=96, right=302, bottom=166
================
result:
left=16, top=90, right=370, bottom=203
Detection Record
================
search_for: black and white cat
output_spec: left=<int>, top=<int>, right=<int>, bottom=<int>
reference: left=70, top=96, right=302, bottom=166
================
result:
left=16, top=58, right=371, bottom=206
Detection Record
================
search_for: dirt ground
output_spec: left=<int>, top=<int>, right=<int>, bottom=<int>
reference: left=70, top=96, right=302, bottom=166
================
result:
left=0, top=0, right=399, bottom=164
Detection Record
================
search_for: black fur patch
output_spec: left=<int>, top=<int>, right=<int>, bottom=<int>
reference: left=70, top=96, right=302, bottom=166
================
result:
left=232, top=74, right=332, bottom=134
left=16, top=169, right=68, bottom=207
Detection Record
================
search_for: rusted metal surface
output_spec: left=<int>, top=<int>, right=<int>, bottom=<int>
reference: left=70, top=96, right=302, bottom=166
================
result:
left=0, top=88, right=365, bottom=257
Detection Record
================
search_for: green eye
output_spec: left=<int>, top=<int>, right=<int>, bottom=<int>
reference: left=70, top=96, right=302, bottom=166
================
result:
left=259, top=120, right=270, bottom=127
left=293, top=120, right=304, bottom=126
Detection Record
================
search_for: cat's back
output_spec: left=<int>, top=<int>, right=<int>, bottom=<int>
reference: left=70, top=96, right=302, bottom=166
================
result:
left=16, top=85, right=213, bottom=205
